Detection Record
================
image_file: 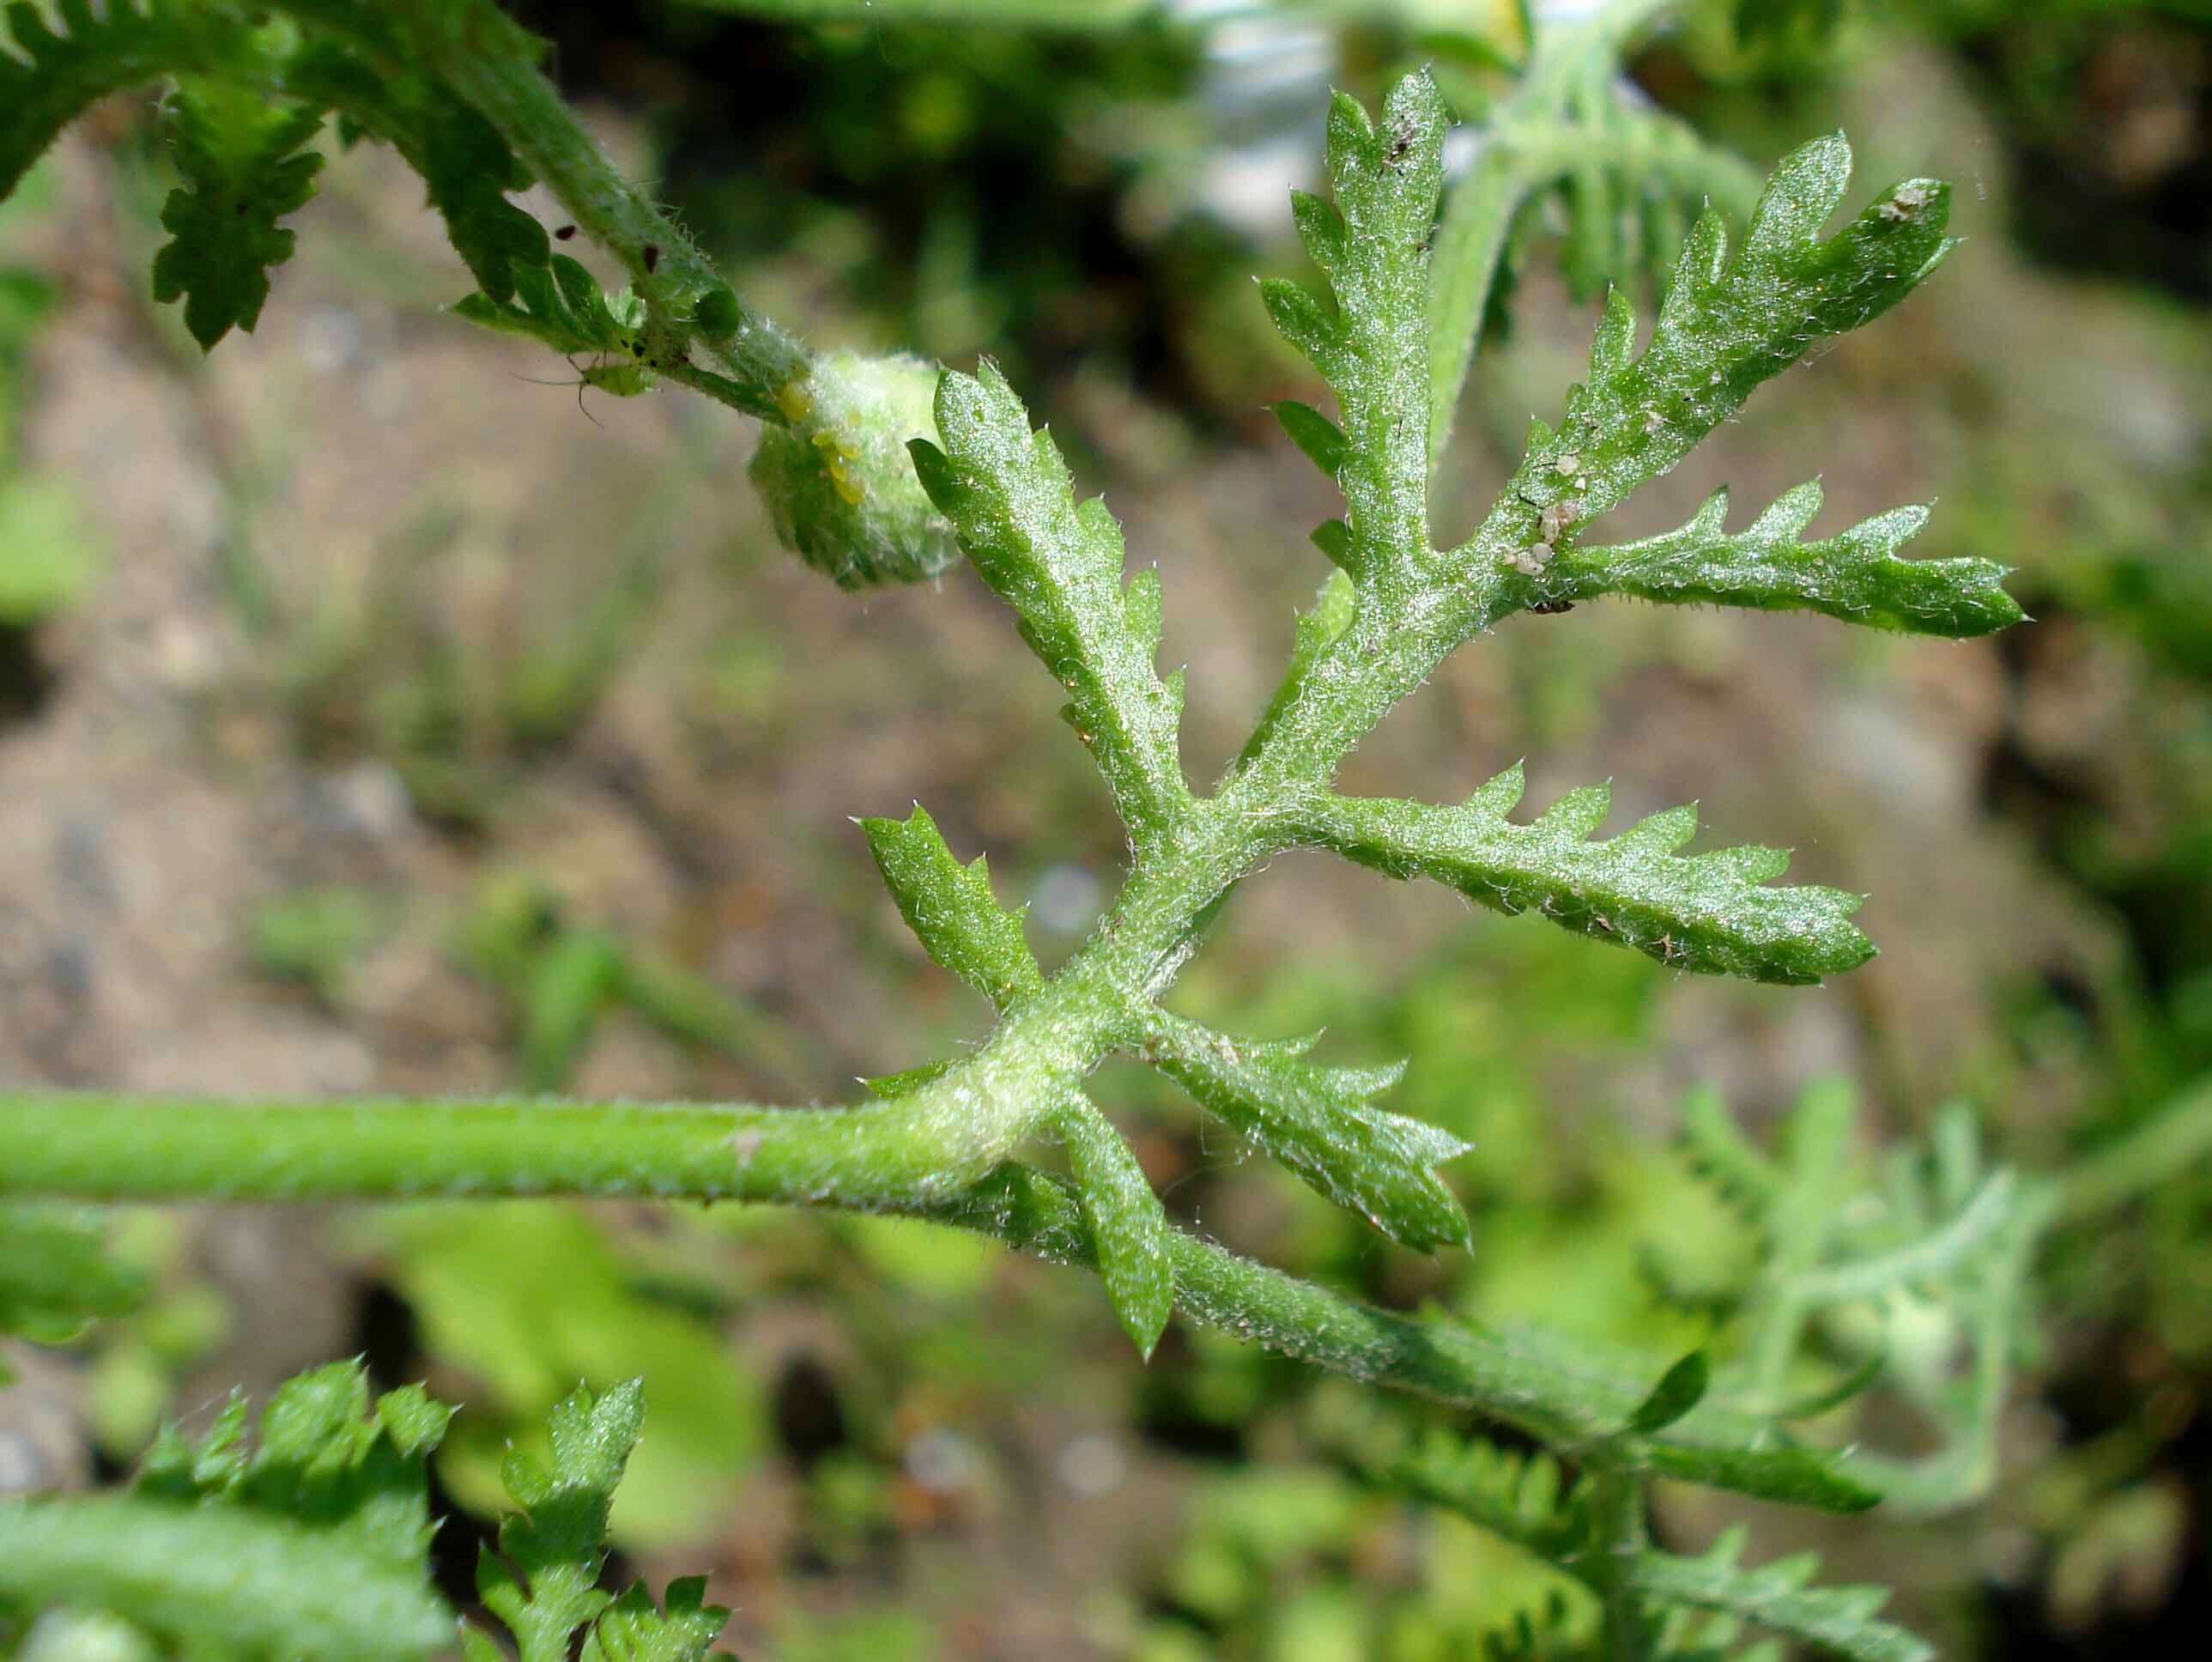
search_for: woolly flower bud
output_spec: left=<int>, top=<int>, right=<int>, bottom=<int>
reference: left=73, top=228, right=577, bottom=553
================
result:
left=748, top=350, right=961, bottom=589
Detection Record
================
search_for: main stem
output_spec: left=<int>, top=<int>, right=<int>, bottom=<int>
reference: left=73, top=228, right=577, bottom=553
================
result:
left=0, top=1089, right=1821, bottom=1502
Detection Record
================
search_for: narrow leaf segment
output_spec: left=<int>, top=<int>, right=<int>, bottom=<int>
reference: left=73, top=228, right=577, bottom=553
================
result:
left=151, top=76, right=326, bottom=349
left=1145, top=1011, right=1472, bottom=1252
left=1464, top=132, right=1960, bottom=577
left=0, top=1361, right=455, bottom=1662
left=910, top=361, right=1189, bottom=840
left=1264, top=74, right=1447, bottom=581
left=474, top=1379, right=730, bottom=1662
left=862, top=803, right=1042, bottom=1012
left=1625, top=1350, right=1712, bottom=1435
left=1630, top=1527, right=1934, bottom=1662
left=1059, top=1095, right=1173, bottom=1358
left=1331, top=1402, right=1913, bottom=1659
left=1295, top=765, right=1871, bottom=985
left=1530, top=480, right=2024, bottom=638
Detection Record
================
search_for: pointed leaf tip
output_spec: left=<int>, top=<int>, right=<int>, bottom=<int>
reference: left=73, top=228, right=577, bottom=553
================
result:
left=1276, top=399, right=1349, bottom=477
left=1061, top=1101, right=1173, bottom=1358
left=864, top=804, right=1041, bottom=1012
left=1627, top=1350, right=1712, bottom=1435
left=1745, top=131, right=1854, bottom=258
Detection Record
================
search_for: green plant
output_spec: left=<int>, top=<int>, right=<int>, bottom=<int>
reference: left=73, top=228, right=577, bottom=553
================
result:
left=8, top=2, right=2212, bottom=1659
left=0, top=1360, right=724, bottom=1661
left=0, top=157, right=98, bottom=633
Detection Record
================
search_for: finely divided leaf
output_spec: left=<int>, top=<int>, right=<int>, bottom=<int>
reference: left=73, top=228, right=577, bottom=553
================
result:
left=861, top=803, right=1042, bottom=1013
left=1269, top=74, right=1447, bottom=579
left=151, top=77, right=325, bottom=349
left=578, top=1576, right=731, bottom=1662
left=1476, top=133, right=1958, bottom=563
left=0, top=1495, right=454, bottom=1662
left=453, top=252, right=644, bottom=359
left=463, top=1379, right=728, bottom=1659
left=1427, top=50, right=1767, bottom=460
left=283, top=39, right=549, bottom=305
left=1300, top=765, right=1871, bottom=986
left=1, top=0, right=224, bottom=202
left=476, top=1379, right=646, bottom=1662
left=136, top=1363, right=455, bottom=1578
left=1059, top=1097, right=1173, bottom=1358
left=0, top=1360, right=454, bottom=1660
left=1336, top=1412, right=1588, bottom=1562
left=1533, top=481, right=2022, bottom=638
left=1146, top=1011, right=1471, bottom=1252
left=908, top=361, right=1187, bottom=839
left=1792, top=1170, right=2020, bottom=1307
left=1676, top=1085, right=1786, bottom=1220
left=1629, top=1530, right=1933, bottom=1662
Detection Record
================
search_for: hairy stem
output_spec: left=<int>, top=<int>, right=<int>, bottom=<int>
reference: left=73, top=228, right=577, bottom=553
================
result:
left=0, top=1089, right=1844, bottom=1507
left=392, top=0, right=806, bottom=394
left=1588, top=1464, right=1657, bottom=1662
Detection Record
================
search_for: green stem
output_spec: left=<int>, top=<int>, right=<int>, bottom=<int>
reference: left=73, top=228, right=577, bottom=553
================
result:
left=295, top=0, right=807, bottom=407
left=1424, top=0, right=1760, bottom=475
left=0, top=1089, right=1844, bottom=1508
left=1427, top=143, right=1534, bottom=467
left=1588, top=1462, right=1656, bottom=1661
left=2056, top=1077, right=2212, bottom=1223
left=1741, top=1086, right=1855, bottom=1411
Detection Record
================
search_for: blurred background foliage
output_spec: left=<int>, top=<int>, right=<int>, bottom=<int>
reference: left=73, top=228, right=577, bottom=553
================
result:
left=2, top=0, right=2211, bottom=1656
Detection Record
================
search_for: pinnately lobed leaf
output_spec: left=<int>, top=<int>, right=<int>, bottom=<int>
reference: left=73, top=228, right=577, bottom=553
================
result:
left=281, top=24, right=552, bottom=309
left=909, top=360, right=1189, bottom=840
left=451, top=251, right=644, bottom=360
left=1264, top=73, right=1447, bottom=582
left=0, top=1360, right=454, bottom=1661
left=1297, top=764, right=1872, bottom=986
left=476, top=1378, right=651, bottom=1662
left=1471, top=130, right=1963, bottom=577
left=1144, top=1011, right=1473, bottom=1252
left=150, top=76, right=327, bottom=349
left=1628, top=1527, right=1934, bottom=1662
left=1529, top=480, right=2024, bottom=638
left=0, top=0, right=226, bottom=201
left=860, top=802, right=1043, bottom=1013
left=1424, top=14, right=1769, bottom=461
left=0, top=61, right=2029, bottom=1650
